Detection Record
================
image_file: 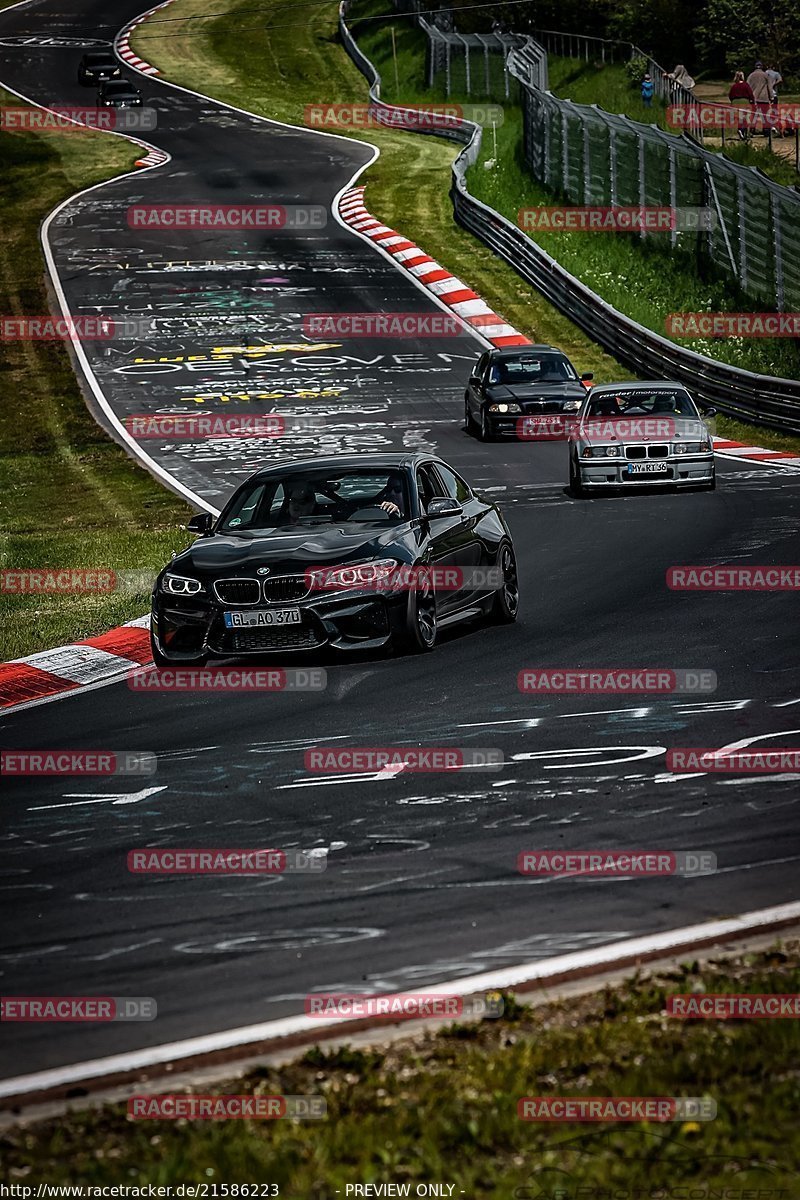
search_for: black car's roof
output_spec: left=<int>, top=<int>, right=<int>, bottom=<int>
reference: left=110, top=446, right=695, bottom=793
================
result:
left=84, top=52, right=117, bottom=61
left=488, top=345, right=559, bottom=357
left=588, top=380, right=690, bottom=392
left=248, top=453, right=437, bottom=481
left=103, top=80, right=138, bottom=89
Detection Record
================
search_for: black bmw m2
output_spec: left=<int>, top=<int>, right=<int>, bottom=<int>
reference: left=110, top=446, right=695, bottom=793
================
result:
left=150, top=453, right=519, bottom=664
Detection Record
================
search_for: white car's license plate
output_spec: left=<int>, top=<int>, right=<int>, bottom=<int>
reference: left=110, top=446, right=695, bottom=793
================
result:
left=224, top=608, right=301, bottom=628
left=627, top=462, right=668, bottom=475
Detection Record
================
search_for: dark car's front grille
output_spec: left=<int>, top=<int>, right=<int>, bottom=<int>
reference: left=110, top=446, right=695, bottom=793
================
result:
left=230, top=626, right=321, bottom=652
left=214, top=578, right=260, bottom=605
left=262, top=575, right=309, bottom=604
left=521, top=400, right=566, bottom=415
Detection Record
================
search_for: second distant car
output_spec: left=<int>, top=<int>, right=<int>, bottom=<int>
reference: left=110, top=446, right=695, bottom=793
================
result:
left=77, top=52, right=121, bottom=85
left=97, top=78, right=143, bottom=108
left=465, top=345, right=592, bottom=441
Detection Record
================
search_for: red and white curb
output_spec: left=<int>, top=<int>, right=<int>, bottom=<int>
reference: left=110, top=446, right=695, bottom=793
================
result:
left=338, top=186, right=530, bottom=348
left=0, top=616, right=151, bottom=713
left=1, top=898, right=798, bottom=1108
left=713, top=436, right=800, bottom=467
left=116, top=0, right=177, bottom=77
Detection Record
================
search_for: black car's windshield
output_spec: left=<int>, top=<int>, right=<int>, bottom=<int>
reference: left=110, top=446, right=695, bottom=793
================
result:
left=103, top=82, right=135, bottom=93
left=488, top=353, right=576, bottom=385
left=84, top=54, right=115, bottom=65
left=220, top=470, right=410, bottom=532
left=584, top=389, right=700, bottom=419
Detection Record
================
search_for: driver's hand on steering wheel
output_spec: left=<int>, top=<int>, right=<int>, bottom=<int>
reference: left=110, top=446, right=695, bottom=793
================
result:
left=379, top=500, right=401, bottom=516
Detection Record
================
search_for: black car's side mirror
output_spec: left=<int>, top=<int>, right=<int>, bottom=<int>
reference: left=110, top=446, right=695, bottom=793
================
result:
left=580, top=372, right=594, bottom=382
left=187, top=512, right=213, bottom=535
left=427, top=497, right=463, bottom=519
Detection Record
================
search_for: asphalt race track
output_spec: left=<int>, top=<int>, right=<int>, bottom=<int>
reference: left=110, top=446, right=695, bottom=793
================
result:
left=2, top=0, right=800, bottom=1081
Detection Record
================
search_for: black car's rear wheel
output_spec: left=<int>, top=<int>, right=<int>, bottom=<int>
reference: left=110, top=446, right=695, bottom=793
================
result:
left=489, top=542, right=519, bottom=624
left=397, top=567, right=437, bottom=653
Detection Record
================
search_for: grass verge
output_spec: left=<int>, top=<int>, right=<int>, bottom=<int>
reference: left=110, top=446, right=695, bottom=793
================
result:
left=3, top=943, right=800, bottom=1194
left=0, top=93, right=192, bottom=662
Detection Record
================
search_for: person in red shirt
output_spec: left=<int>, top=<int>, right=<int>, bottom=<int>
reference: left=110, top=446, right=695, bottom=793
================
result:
left=729, top=70, right=756, bottom=139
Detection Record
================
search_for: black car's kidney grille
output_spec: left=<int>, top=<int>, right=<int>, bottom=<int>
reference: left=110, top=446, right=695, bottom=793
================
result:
left=230, top=626, right=321, bottom=652
left=521, top=400, right=564, bottom=414
left=213, top=578, right=260, bottom=605
left=262, top=575, right=309, bottom=603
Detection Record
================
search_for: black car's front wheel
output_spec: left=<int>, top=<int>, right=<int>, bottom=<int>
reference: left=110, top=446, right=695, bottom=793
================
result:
left=479, top=407, right=495, bottom=443
left=489, top=542, right=519, bottom=624
left=569, top=453, right=585, bottom=497
left=397, top=567, right=437, bottom=653
left=464, top=396, right=479, bottom=436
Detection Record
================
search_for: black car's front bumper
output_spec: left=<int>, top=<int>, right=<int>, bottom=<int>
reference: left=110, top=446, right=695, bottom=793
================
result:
left=152, top=590, right=409, bottom=659
left=485, top=407, right=581, bottom=439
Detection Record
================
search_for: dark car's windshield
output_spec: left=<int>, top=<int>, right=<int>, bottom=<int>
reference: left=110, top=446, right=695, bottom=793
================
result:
left=219, top=470, right=410, bottom=533
left=103, top=81, right=135, bottom=93
left=84, top=54, right=115, bottom=65
left=584, top=389, right=700, bottom=419
left=488, top=353, right=577, bottom=385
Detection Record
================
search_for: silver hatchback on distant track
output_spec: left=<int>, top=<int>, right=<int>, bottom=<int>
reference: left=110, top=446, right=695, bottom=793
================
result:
left=568, top=382, right=716, bottom=495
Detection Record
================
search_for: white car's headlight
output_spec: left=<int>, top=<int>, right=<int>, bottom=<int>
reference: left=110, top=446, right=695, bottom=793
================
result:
left=592, top=445, right=621, bottom=457
left=488, top=403, right=521, bottom=414
left=676, top=441, right=710, bottom=454
left=162, top=573, right=203, bottom=596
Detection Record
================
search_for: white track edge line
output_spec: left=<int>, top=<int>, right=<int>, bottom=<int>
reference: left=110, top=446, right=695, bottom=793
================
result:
left=2, top=899, right=799, bottom=1099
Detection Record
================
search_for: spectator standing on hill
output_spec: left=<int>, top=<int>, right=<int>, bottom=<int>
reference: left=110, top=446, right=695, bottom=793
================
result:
left=747, top=62, right=776, bottom=135
left=641, top=72, right=654, bottom=107
left=765, top=64, right=783, bottom=101
left=729, top=70, right=756, bottom=140
left=728, top=70, right=755, bottom=103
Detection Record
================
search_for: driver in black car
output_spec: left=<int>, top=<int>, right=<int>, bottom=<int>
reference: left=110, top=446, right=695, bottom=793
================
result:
left=283, top=480, right=317, bottom=524
left=376, top=472, right=406, bottom=518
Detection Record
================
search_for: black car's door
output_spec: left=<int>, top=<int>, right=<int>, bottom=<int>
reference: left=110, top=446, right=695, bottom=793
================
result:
left=417, top=464, right=482, bottom=615
left=467, top=351, right=490, bottom=421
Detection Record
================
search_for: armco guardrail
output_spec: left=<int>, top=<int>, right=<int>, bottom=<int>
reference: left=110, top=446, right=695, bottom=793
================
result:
left=338, top=2, right=800, bottom=433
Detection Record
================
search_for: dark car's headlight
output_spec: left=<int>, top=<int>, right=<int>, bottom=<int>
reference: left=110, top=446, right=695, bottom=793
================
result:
left=562, top=400, right=582, bottom=412
left=313, top=559, right=400, bottom=591
left=488, top=403, right=521, bottom=414
left=162, top=572, right=204, bottom=596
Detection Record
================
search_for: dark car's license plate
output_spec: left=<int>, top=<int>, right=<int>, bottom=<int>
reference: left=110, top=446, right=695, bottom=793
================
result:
left=627, top=462, right=669, bottom=475
left=224, top=608, right=301, bottom=628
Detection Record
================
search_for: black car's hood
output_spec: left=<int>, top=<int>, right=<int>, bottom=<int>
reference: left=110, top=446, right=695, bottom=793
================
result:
left=485, top=382, right=584, bottom=403
left=173, top=523, right=412, bottom=576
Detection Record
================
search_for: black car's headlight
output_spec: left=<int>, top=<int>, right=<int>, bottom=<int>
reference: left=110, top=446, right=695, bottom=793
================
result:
left=313, top=559, right=401, bottom=592
left=488, top=403, right=521, bottom=414
left=562, top=400, right=582, bottom=412
left=162, top=572, right=204, bottom=596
